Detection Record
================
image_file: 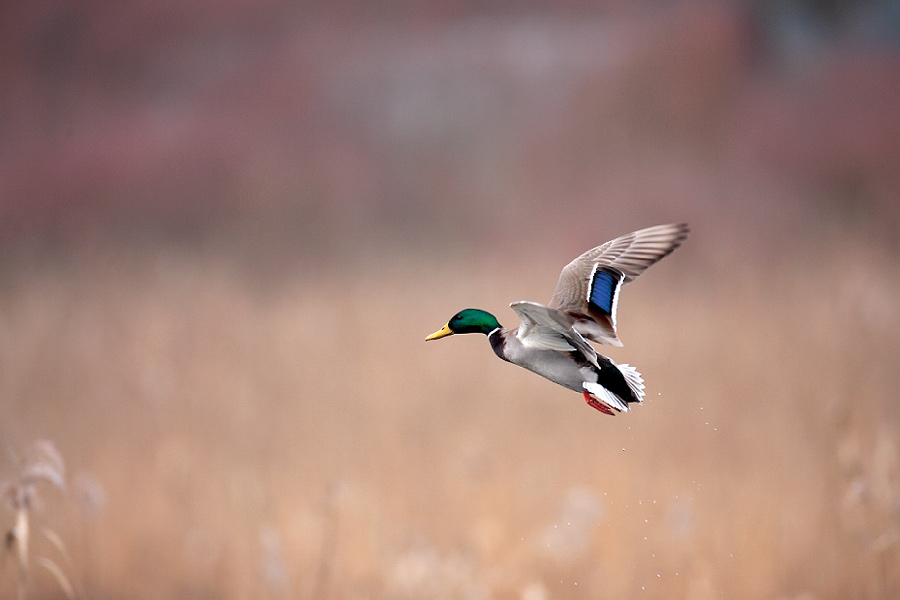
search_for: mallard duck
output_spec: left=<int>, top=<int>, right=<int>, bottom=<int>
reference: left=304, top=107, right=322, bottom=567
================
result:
left=426, top=223, right=689, bottom=415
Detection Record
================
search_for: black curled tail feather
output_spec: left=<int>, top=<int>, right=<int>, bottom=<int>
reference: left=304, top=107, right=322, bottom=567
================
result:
left=596, top=357, right=646, bottom=405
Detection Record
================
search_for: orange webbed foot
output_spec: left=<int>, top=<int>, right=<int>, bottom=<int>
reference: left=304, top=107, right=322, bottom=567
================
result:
left=583, top=391, right=616, bottom=416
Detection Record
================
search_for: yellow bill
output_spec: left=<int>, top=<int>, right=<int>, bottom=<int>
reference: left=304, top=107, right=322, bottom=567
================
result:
left=425, top=323, right=454, bottom=341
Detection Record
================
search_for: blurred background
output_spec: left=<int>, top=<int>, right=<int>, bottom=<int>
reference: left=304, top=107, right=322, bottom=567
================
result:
left=1, top=0, right=899, bottom=598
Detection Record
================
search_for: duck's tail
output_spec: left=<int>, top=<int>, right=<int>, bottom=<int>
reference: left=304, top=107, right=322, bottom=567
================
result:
left=583, top=362, right=645, bottom=413
left=617, top=363, right=645, bottom=404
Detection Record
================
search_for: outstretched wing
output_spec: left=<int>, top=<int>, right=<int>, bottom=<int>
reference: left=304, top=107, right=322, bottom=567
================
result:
left=548, top=223, right=689, bottom=346
left=509, top=301, right=599, bottom=367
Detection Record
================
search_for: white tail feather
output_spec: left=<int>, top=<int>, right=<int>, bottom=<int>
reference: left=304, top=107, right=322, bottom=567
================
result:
left=618, top=363, right=645, bottom=403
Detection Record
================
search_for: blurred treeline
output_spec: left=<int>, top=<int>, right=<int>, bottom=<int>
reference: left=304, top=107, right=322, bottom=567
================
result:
left=1, top=0, right=898, bottom=269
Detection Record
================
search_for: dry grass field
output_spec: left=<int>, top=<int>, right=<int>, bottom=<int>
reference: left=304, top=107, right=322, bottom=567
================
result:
left=1, top=218, right=898, bottom=599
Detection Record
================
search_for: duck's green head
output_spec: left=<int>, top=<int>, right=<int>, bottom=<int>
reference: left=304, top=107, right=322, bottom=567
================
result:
left=426, top=309, right=501, bottom=340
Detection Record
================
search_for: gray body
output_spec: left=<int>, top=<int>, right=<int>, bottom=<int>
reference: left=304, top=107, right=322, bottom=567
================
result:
left=489, top=329, right=596, bottom=393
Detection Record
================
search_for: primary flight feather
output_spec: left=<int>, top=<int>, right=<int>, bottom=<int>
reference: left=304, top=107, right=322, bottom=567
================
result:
left=426, top=223, right=689, bottom=415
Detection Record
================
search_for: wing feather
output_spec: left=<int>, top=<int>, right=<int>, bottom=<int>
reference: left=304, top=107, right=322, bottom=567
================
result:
left=509, top=301, right=599, bottom=367
left=548, top=223, right=688, bottom=345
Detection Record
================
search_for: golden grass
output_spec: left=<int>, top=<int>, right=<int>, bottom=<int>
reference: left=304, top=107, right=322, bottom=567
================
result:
left=0, top=230, right=898, bottom=599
